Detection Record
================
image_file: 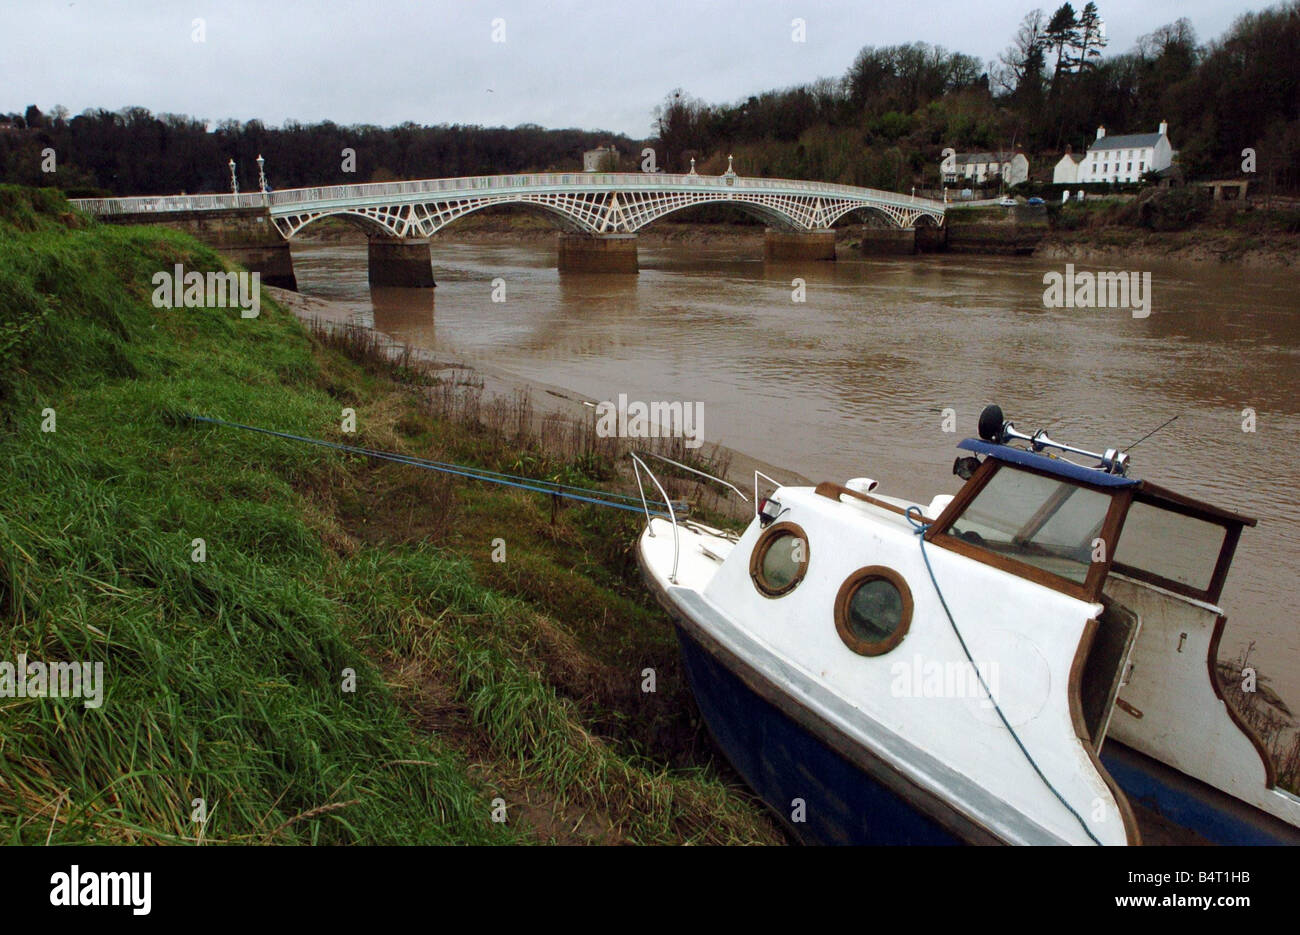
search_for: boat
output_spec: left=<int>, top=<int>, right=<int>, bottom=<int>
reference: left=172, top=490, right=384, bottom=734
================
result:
left=633, top=406, right=1300, bottom=845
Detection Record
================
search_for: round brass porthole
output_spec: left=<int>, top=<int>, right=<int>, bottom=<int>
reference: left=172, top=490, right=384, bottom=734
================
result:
left=749, top=522, right=810, bottom=598
left=834, top=566, right=913, bottom=656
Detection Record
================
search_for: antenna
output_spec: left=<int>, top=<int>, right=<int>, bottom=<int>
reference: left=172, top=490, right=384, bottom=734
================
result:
left=1124, top=414, right=1178, bottom=452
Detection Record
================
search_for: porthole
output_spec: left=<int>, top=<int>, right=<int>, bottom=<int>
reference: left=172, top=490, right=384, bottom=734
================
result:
left=834, top=566, right=913, bottom=656
left=749, top=522, right=810, bottom=597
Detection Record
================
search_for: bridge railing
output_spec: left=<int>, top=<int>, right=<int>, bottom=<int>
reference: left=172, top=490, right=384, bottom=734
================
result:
left=72, top=172, right=947, bottom=216
left=70, top=192, right=271, bottom=214
left=265, top=172, right=942, bottom=210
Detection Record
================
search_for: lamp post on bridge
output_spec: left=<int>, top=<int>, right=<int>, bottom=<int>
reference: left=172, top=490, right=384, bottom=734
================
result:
left=257, top=154, right=268, bottom=204
left=228, top=159, right=238, bottom=196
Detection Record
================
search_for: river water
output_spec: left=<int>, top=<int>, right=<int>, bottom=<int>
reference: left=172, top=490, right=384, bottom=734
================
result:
left=290, top=237, right=1300, bottom=714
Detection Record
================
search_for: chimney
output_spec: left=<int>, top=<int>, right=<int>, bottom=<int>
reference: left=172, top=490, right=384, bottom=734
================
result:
left=1096, top=126, right=1105, bottom=140
left=1158, top=120, right=1168, bottom=137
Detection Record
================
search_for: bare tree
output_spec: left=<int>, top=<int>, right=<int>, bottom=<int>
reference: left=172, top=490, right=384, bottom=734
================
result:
left=994, top=9, right=1048, bottom=95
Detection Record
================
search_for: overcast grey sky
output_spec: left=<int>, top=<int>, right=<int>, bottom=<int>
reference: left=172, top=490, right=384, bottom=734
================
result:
left=0, top=0, right=1275, bottom=137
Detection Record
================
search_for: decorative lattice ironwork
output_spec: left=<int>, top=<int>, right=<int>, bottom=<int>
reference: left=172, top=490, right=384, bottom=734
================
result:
left=74, top=172, right=951, bottom=240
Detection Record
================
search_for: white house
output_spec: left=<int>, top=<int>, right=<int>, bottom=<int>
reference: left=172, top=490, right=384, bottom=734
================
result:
left=1079, top=122, right=1174, bottom=184
left=940, top=149, right=1030, bottom=187
left=583, top=144, right=619, bottom=172
left=1053, top=147, right=1085, bottom=184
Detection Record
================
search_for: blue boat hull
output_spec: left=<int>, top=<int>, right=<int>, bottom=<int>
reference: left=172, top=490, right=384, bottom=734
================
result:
left=1100, top=741, right=1300, bottom=846
left=676, top=625, right=963, bottom=845
left=676, top=624, right=1300, bottom=846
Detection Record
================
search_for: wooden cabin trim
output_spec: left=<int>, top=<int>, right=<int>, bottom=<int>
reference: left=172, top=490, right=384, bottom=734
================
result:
left=1068, top=616, right=1142, bottom=845
left=1207, top=614, right=1277, bottom=789
left=812, top=481, right=935, bottom=524
left=1109, top=563, right=1215, bottom=604
left=927, top=534, right=1094, bottom=602
left=1137, top=480, right=1258, bottom=528
left=928, top=455, right=999, bottom=533
left=1083, top=487, right=1134, bottom=599
left=1206, top=522, right=1244, bottom=605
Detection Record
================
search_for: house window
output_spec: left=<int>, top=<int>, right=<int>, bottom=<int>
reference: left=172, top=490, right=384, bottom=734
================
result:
left=1140, top=162, right=1146, bottom=171
left=1127, top=163, right=1132, bottom=171
left=1103, top=164, right=1108, bottom=172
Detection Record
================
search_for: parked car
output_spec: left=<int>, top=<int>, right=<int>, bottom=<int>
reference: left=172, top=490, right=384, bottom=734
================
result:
left=1027, top=196, right=1045, bottom=205
left=999, top=196, right=1016, bottom=206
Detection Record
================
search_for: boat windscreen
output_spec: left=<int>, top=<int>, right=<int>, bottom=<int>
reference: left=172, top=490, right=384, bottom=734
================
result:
left=945, top=466, right=1112, bottom=585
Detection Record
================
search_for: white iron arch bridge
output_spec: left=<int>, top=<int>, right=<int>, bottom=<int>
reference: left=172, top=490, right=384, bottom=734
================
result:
left=73, top=171, right=948, bottom=238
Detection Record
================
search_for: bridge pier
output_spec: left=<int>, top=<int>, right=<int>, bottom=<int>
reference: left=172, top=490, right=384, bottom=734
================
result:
left=557, top=233, right=638, bottom=273
left=368, top=238, right=436, bottom=288
left=764, top=229, right=836, bottom=262
left=914, top=225, right=947, bottom=253
left=856, top=227, right=918, bottom=255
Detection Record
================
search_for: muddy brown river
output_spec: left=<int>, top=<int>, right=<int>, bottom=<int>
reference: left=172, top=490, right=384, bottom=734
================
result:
left=290, top=237, right=1300, bottom=716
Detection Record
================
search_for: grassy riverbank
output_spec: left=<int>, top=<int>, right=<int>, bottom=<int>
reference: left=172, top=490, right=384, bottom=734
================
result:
left=0, top=185, right=780, bottom=844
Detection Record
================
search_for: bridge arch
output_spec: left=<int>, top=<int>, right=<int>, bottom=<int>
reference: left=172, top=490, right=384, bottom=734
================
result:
left=822, top=201, right=944, bottom=229
left=284, top=209, right=407, bottom=240
left=831, top=204, right=898, bottom=229
left=274, top=208, right=411, bottom=240
left=415, top=198, right=596, bottom=235
left=626, top=195, right=807, bottom=232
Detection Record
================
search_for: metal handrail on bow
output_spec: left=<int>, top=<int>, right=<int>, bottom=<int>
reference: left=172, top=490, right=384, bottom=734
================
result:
left=630, top=452, right=679, bottom=583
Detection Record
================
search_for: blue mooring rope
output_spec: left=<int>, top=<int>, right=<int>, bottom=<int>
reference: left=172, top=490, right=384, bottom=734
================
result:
left=905, top=505, right=1104, bottom=846
left=182, top=414, right=676, bottom=518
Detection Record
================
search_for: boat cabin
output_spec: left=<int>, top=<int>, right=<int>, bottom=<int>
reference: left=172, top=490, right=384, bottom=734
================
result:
left=635, top=410, right=1300, bottom=845
left=929, top=438, right=1265, bottom=777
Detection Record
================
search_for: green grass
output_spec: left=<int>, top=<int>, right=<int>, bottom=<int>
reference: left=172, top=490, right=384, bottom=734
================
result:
left=0, top=186, right=779, bottom=845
